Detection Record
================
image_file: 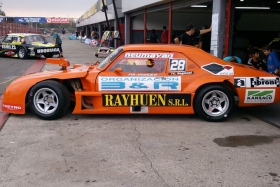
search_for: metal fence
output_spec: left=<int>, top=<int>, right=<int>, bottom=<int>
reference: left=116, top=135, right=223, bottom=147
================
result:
left=0, top=22, right=40, bottom=36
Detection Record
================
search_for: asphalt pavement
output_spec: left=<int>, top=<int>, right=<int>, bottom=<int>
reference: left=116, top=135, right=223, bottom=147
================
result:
left=0, top=36, right=280, bottom=187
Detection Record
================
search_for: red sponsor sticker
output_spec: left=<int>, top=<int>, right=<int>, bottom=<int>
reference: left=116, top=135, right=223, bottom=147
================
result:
left=2, top=103, right=23, bottom=112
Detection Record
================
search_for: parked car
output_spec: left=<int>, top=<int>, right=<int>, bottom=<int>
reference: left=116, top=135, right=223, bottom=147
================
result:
left=2, top=44, right=280, bottom=121
left=0, top=33, right=60, bottom=59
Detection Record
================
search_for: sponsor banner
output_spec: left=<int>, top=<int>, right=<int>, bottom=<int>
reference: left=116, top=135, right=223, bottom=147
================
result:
left=99, top=76, right=181, bottom=91
left=102, top=94, right=191, bottom=107
left=234, top=77, right=280, bottom=88
left=14, top=17, right=46, bottom=23
left=244, top=89, right=275, bottom=103
left=37, top=48, right=60, bottom=53
left=124, top=53, right=174, bottom=59
left=46, top=17, right=70, bottom=24
left=2, top=103, right=23, bottom=112
left=202, top=63, right=234, bottom=75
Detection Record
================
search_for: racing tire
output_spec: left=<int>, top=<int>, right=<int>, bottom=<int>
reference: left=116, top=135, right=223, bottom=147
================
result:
left=28, top=80, right=70, bottom=120
left=194, top=85, right=234, bottom=122
left=17, top=47, right=27, bottom=59
left=44, top=53, right=54, bottom=58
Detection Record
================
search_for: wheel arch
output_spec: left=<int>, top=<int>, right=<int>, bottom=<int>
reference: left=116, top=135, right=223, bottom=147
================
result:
left=193, top=80, right=238, bottom=105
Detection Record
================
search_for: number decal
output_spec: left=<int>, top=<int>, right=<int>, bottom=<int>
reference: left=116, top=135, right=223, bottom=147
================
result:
left=169, top=59, right=186, bottom=71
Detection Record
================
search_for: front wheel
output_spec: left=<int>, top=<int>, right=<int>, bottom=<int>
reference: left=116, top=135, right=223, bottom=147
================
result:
left=28, top=80, right=70, bottom=120
left=194, top=85, right=234, bottom=122
left=18, top=47, right=27, bottom=59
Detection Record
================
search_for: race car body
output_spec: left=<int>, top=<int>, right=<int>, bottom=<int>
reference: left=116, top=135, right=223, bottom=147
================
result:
left=2, top=44, right=280, bottom=121
left=0, top=33, right=60, bottom=59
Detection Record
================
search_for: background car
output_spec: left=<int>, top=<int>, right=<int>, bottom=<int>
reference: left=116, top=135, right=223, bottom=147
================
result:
left=0, top=33, right=60, bottom=59
left=2, top=44, right=280, bottom=122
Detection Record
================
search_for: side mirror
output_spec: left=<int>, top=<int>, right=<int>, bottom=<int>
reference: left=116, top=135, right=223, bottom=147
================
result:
left=115, top=67, right=122, bottom=73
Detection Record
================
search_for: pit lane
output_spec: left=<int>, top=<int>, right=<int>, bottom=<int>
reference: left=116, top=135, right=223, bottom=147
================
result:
left=0, top=38, right=280, bottom=187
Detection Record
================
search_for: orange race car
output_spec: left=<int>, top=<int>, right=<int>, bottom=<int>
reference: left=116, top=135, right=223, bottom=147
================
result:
left=2, top=44, right=280, bottom=122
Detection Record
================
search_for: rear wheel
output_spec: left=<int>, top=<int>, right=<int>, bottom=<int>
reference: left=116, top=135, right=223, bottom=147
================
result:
left=44, top=53, right=54, bottom=58
left=28, top=80, right=70, bottom=120
left=18, top=47, right=27, bottom=59
left=194, top=85, right=234, bottom=122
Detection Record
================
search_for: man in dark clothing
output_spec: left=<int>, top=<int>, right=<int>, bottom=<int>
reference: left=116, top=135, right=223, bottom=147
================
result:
left=174, top=23, right=211, bottom=46
left=198, top=26, right=211, bottom=52
left=150, top=29, right=160, bottom=43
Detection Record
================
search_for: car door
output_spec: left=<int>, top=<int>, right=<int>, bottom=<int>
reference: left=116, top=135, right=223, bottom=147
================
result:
left=96, top=51, right=189, bottom=111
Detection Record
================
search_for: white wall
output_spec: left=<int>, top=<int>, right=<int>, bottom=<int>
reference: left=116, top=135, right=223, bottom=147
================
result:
left=122, top=0, right=165, bottom=13
left=132, top=12, right=212, bottom=30
left=76, top=4, right=124, bottom=27
left=237, top=13, right=280, bottom=31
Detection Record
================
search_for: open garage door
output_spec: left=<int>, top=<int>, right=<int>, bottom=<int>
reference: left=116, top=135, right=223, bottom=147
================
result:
left=229, top=0, right=280, bottom=63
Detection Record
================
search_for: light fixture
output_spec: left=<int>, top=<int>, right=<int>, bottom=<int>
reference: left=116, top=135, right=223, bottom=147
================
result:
left=191, top=5, right=207, bottom=8
left=240, top=0, right=244, bottom=1
left=235, top=7, right=270, bottom=9
left=278, top=1, right=280, bottom=3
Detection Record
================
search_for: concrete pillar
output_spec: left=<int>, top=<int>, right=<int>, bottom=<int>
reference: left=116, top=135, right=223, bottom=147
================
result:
left=98, top=23, right=102, bottom=40
left=124, top=13, right=130, bottom=44
left=114, top=19, right=117, bottom=48
left=210, top=0, right=227, bottom=58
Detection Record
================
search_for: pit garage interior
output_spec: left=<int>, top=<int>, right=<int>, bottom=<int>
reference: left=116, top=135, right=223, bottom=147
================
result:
left=127, top=0, right=280, bottom=63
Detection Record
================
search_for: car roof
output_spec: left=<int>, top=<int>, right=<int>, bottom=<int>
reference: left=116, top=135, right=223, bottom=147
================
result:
left=7, top=33, right=41, bottom=37
left=122, top=44, right=201, bottom=53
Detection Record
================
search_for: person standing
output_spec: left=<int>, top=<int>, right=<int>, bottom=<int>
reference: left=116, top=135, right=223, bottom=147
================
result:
left=161, top=26, right=168, bottom=44
left=198, top=25, right=211, bottom=53
left=262, top=45, right=280, bottom=75
left=174, top=23, right=211, bottom=46
left=150, top=29, right=160, bottom=43
left=61, top=28, right=66, bottom=40
left=43, top=28, right=63, bottom=57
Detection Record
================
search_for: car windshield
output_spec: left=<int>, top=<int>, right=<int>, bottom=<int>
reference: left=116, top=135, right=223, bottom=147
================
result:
left=97, top=46, right=124, bottom=69
left=25, top=35, right=48, bottom=44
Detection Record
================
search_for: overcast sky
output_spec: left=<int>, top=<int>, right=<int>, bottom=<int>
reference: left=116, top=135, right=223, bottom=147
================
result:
left=1, top=0, right=97, bottom=18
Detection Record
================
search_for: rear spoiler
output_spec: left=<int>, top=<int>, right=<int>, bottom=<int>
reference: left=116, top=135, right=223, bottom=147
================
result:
left=46, top=58, right=70, bottom=70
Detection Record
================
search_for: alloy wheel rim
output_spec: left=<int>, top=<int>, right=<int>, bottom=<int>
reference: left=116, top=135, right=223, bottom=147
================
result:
left=202, top=90, right=229, bottom=117
left=33, top=88, right=59, bottom=115
left=19, top=49, right=25, bottom=58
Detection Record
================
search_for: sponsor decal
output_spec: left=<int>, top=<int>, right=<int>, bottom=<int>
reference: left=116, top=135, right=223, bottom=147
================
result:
left=2, top=103, right=23, bottom=111
left=234, top=77, right=280, bottom=88
left=2, top=45, right=16, bottom=49
left=102, top=94, right=191, bottom=107
left=245, top=89, right=275, bottom=103
left=169, top=59, right=187, bottom=72
left=37, top=48, right=59, bottom=53
left=202, top=63, right=234, bottom=75
left=128, top=73, right=157, bottom=76
left=5, top=50, right=15, bottom=56
left=169, top=72, right=194, bottom=75
left=46, top=17, right=70, bottom=24
left=99, top=76, right=181, bottom=91
left=124, top=53, right=173, bottom=59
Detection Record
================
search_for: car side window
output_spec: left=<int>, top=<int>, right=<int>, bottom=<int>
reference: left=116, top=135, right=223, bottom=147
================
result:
left=108, top=58, right=166, bottom=73
left=12, top=36, right=19, bottom=43
left=3, top=36, right=13, bottom=43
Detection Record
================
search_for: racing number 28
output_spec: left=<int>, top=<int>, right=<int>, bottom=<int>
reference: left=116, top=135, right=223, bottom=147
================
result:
left=169, top=59, right=186, bottom=71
